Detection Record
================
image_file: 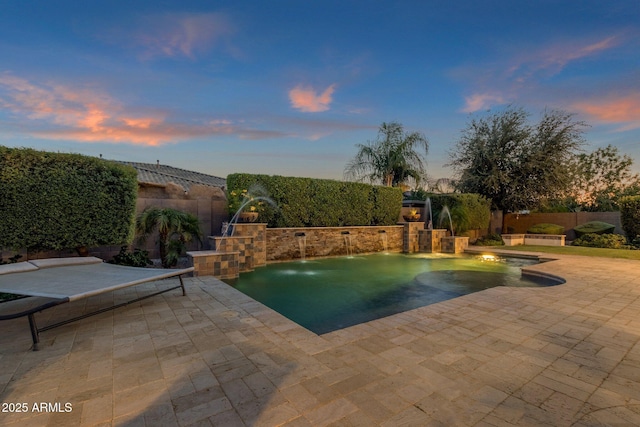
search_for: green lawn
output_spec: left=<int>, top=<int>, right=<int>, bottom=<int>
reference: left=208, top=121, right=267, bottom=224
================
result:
left=485, top=245, right=640, bottom=260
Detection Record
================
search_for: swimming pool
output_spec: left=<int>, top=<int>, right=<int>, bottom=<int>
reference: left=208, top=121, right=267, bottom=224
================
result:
left=226, top=253, right=559, bottom=334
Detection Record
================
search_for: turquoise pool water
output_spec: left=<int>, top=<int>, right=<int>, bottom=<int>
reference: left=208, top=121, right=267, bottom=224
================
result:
left=227, top=253, right=558, bottom=334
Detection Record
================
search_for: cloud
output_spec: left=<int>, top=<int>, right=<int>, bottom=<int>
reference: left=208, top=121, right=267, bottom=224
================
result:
left=455, top=35, right=623, bottom=112
left=0, top=74, right=286, bottom=145
left=106, top=12, right=237, bottom=60
left=573, top=95, right=640, bottom=131
left=289, top=84, right=336, bottom=112
left=461, top=93, right=506, bottom=113
left=507, top=36, right=620, bottom=81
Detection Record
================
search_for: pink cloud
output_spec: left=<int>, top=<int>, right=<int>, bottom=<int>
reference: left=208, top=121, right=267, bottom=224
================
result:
left=461, top=93, right=506, bottom=113
left=0, top=75, right=285, bottom=145
left=456, top=35, right=623, bottom=113
left=508, top=36, right=620, bottom=79
left=131, top=13, right=237, bottom=60
left=573, top=95, right=640, bottom=131
left=289, top=84, right=336, bottom=113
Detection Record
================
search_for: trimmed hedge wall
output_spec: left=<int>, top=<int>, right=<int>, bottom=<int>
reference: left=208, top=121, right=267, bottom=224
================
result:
left=226, top=173, right=402, bottom=227
left=527, top=223, right=564, bottom=235
left=428, top=193, right=491, bottom=234
left=0, top=147, right=138, bottom=251
left=620, top=195, right=640, bottom=241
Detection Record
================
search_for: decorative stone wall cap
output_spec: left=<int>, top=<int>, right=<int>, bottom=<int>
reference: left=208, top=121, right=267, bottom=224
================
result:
left=187, top=250, right=240, bottom=256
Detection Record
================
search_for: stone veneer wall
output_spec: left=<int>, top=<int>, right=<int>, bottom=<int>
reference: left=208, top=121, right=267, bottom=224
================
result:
left=265, top=226, right=404, bottom=261
left=209, top=236, right=254, bottom=272
left=187, top=250, right=239, bottom=279
left=441, top=236, right=469, bottom=254
left=231, top=223, right=267, bottom=267
left=418, top=229, right=449, bottom=253
left=402, top=222, right=424, bottom=253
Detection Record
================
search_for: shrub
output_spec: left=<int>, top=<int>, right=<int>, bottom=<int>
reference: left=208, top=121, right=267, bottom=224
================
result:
left=0, top=147, right=137, bottom=252
left=620, top=196, right=640, bottom=242
left=473, top=233, right=504, bottom=246
left=527, top=223, right=564, bottom=235
left=428, top=194, right=491, bottom=234
left=572, top=233, right=632, bottom=249
left=226, top=173, right=402, bottom=227
left=573, top=221, right=616, bottom=238
left=136, top=207, right=202, bottom=268
left=110, top=246, right=153, bottom=267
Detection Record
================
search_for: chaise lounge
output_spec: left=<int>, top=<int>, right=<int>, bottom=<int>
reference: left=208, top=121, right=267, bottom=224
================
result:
left=0, top=257, right=193, bottom=350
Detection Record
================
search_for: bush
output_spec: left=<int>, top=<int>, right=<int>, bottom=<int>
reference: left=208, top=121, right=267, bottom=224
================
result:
left=0, top=147, right=138, bottom=252
left=428, top=194, right=491, bottom=234
left=110, top=246, right=153, bottom=267
left=573, top=221, right=616, bottom=238
left=620, top=196, right=640, bottom=242
left=473, top=233, right=504, bottom=246
left=572, top=233, right=632, bottom=249
left=226, top=173, right=402, bottom=227
left=527, top=223, right=564, bottom=235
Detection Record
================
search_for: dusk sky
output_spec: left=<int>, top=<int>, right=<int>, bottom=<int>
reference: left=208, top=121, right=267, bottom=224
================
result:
left=1, top=1, right=639, bottom=182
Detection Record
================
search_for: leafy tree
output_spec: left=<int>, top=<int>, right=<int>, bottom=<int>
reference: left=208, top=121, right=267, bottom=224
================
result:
left=344, top=122, right=429, bottom=187
left=136, top=207, right=202, bottom=268
left=568, top=145, right=640, bottom=211
left=448, top=107, right=587, bottom=215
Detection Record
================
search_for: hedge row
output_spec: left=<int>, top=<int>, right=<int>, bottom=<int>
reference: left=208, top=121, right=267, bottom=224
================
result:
left=226, top=173, right=402, bottom=227
left=428, top=193, right=491, bottom=233
left=0, top=147, right=138, bottom=251
left=620, top=195, right=640, bottom=242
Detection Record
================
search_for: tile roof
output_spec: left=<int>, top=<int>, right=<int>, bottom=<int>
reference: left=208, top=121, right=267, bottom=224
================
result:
left=114, top=161, right=226, bottom=191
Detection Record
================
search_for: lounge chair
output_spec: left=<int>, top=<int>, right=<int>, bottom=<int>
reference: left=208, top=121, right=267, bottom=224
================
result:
left=0, top=257, right=193, bottom=350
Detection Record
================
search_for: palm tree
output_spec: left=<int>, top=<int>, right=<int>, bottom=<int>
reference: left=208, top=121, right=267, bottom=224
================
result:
left=136, top=207, right=202, bottom=268
left=344, top=122, right=429, bottom=187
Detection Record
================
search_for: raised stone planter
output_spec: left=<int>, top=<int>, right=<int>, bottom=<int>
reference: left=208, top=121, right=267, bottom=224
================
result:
left=502, top=234, right=565, bottom=247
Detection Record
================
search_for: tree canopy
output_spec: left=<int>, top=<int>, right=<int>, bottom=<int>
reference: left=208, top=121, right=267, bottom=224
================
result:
left=447, top=107, right=587, bottom=212
left=344, top=122, right=429, bottom=187
left=568, top=144, right=640, bottom=211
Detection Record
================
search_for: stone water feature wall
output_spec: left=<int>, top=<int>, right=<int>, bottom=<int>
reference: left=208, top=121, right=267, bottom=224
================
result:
left=419, top=229, right=449, bottom=253
left=265, top=226, right=404, bottom=261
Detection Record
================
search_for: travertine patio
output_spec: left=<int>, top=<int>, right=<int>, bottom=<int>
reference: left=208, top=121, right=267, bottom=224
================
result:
left=1, top=250, right=640, bottom=426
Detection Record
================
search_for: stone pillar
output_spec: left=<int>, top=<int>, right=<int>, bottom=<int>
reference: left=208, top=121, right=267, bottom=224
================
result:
left=418, top=229, right=448, bottom=253
left=441, top=236, right=469, bottom=254
left=232, top=223, right=267, bottom=267
left=401, top=222, right=424, bottom=253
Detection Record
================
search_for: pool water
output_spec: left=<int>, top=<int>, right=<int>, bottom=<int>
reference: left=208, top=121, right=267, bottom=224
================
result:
left=226, top=253, right=558, bottom=334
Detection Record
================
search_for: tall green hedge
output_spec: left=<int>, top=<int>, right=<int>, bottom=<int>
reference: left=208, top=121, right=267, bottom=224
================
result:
left=620, top=195, right=640, bottom=241
left=0, top=147, right=138, bottom=251
left=428, top=193, right=491, bottom=233
left=227, top=173, right=402, bottom=227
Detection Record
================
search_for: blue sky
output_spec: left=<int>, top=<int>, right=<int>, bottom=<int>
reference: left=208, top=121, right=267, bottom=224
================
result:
left=1, top=1, right=639, bottom=182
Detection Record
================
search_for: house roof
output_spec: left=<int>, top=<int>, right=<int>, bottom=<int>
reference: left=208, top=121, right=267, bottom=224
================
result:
left=115, top=161, right=226, bottom=191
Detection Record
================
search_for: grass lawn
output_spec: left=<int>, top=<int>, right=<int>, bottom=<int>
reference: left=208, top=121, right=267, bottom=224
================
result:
left=484, top=245, right=640, bottom=260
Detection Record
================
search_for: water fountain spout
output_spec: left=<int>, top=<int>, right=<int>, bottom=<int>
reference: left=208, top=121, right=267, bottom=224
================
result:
left=425, top=197, right=433, bottom=230
left=223, top=195, right=276, bottom=237
left=378, top=230, right=388, bottom=252
left=439, top=206, right=454, bottom=237
left=341, top=231, right=353, bottom=257
left=295, top=232, right=307, bottom=261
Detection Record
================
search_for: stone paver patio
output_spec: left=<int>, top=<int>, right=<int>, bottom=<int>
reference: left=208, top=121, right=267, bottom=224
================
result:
left=1, top=250, right=640, bottom=426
